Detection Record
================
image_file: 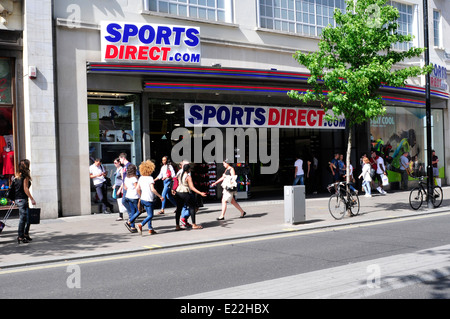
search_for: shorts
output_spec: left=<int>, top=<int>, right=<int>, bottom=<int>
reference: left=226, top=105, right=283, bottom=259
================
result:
left=373, top=173, right=382, bottom=184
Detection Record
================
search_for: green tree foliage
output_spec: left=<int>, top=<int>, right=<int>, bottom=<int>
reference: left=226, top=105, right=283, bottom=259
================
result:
left=288, top=0, right=433, bottom=190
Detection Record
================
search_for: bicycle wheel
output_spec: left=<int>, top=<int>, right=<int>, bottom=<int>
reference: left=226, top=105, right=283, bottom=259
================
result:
left=328, top=194, right=346, bottom=220
left=348, top=193, right=360, bottom=216
left=409, top=187, right=423, bottom=210
left=431, top=186, right=443, bottom=208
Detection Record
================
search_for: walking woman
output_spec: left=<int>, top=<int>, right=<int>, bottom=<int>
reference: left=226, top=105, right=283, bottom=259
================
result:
left=211, top=160, right=247, bottom=220
left=133, top=160, right=164, bottom=235
left=359, top=156, right=372, bottom=197
left=15, top=159, right=36, bottom=244
left=175, top=163, right=207, bottom=230
left=154, top=156, right=177, bottom=215
left=124, top=164, right=140, bottom=233
left=112, top=158, right=126, bottom=221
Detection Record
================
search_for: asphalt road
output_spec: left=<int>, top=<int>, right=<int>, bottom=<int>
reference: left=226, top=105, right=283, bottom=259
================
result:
left=1, top=211, right=450, bottom=303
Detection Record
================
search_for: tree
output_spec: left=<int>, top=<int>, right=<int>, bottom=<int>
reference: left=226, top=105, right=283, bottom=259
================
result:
left=288, top=0, right=433, bottom=192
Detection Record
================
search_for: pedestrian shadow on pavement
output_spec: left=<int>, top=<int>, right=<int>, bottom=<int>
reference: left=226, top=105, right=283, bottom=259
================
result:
left=0, top=228, right=134, bottom=263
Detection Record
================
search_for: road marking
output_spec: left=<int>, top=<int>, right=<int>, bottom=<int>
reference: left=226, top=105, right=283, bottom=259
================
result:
left=1, top=210, right=450, bottom=276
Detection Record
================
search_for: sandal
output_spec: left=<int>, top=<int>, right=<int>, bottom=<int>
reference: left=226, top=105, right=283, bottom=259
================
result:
left=157, top=210, right=165, bottom=215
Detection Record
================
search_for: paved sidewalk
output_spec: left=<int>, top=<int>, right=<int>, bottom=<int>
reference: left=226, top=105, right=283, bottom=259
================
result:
left=1, top=187, right=449, bottom=269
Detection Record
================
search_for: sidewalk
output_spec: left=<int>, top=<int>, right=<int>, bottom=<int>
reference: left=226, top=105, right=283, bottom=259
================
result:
left=1, top=187, right=449, bottom=269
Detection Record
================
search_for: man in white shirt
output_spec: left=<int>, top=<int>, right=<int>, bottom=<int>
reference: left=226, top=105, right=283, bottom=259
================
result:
left=293, top=155, right=305, bottom=186
left=372, top=151, right=387, bottom=194
left=90, top=158, right=115, bottom=214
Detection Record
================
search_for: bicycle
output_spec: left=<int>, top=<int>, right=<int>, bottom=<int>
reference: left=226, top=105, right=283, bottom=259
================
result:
left=327, top=181, right=360, bottom=219
left=409, top=176, right=443, bottom=210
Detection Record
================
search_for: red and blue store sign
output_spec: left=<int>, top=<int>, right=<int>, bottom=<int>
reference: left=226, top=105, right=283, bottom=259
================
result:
left=100, top=22, right=201, bottom=64
left=184, top=103, right=346, bottom=129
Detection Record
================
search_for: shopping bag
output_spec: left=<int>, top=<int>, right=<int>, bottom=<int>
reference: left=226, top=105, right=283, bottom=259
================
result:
left=29, top=208, right=41, bottom=224
left=381, top=174, right=389, bottom=186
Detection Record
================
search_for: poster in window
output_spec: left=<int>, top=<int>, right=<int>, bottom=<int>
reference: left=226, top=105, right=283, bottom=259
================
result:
left=0, top=58, right=12, bottom=105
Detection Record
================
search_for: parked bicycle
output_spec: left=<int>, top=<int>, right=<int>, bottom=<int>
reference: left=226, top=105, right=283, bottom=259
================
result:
left=409, top=176, right=443, bottom=210
left=327, top=181, right=360, bottom=219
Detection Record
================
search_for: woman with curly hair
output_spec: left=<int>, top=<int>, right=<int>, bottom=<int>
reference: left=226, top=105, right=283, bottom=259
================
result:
left=130, top=160, right=164, bottom=235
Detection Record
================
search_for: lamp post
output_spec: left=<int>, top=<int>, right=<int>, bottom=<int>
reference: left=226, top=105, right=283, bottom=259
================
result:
left=423, top=0, right=434, bottom=208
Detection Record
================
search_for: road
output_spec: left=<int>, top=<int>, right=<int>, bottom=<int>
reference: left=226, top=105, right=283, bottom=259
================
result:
left=1, top=211, right=450, bottom=304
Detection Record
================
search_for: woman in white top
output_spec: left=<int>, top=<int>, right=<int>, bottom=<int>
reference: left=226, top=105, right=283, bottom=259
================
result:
left=211, top=160, right=246, bottom=220
left=358, top=157, right=372, bottom=197
left=154, top=156, right=177, bottom=215
left=124, top=164, right=140, bottom=233
left=131, top=160, right=164, bottom=235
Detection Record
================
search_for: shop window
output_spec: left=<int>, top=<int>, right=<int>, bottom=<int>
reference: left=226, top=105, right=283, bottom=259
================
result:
left=370, top=106, right=445, bottom=182
left=87, top=93, right=141, bottom=175
left=0, top=57, right=15, bottom=194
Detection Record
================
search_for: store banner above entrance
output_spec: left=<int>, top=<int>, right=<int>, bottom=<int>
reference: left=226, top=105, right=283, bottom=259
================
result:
left=185, top=104, right=345, bottom=129
left=100, top=21, right=201, bottom=64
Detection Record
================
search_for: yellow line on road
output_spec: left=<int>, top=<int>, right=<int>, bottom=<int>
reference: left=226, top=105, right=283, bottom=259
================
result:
left=1, top=211, right=449, bottom=275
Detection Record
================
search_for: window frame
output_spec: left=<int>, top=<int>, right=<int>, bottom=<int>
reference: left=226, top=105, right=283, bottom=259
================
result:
left=258, top=0, right=346, bottom=37
left=147, top=0, right=233, bottom=23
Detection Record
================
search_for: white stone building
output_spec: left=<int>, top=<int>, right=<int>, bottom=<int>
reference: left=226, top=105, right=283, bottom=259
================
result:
left=0, top=0, right=448, bottom=218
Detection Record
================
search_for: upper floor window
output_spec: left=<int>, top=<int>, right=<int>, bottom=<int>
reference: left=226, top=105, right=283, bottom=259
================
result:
left=389, top=1, right=414, bottom=51
left=259, top=0, right=346, bottom=37
left=433, top=10, right=441, bottom=47
left=148, top=0, right=233, bottom=23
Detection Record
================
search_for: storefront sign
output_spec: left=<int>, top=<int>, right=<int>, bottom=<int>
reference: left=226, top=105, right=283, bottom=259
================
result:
left=100, top=21, right=201, bottom=64
left=184, top=103, right=346, bottom=129
left=431, top=64, right=448, bottom=91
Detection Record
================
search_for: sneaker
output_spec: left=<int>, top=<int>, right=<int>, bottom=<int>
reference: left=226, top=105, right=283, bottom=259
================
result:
left=180, top=217, right=187, bottom=227
left=381, top=189, right=387, bottom=194
left=115, top=217, right=123, bottom=221
left=137, top=223, right=142, bottom=236
left=364, top=194, right=372, bottom=198
left=377, top=187, right=383, bottom=193
left=149, top=229, right=157, bottom=235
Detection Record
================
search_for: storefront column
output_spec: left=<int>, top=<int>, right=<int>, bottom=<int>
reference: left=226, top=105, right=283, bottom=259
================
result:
left=22, top=0, right=59, bottom=218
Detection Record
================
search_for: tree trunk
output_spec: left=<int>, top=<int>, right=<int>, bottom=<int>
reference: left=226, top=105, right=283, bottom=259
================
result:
left=346, top=125, right=352, bottom=192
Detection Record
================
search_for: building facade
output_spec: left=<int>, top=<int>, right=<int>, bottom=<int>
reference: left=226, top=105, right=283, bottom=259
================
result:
left=1, top=0, right=449, bottom=218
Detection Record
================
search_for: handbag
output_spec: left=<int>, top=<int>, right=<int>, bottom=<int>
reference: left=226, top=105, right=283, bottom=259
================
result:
left=29, top=208, right=41, bottom=224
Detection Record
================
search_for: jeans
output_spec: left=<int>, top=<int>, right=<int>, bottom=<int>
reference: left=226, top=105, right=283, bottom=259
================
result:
left=125, top=197, right=139, bottom=228
left=161, top=179, right=177, bottom=209
left=16, top=198, right=30, bottom=238
left=175, top=192, right=196, bottom=226
left=293, top=174, right=304, bottom=186
left=362, top=181, right=371, bottom=195
left=95, top=182, right=114, bottom=213
left=134, top=199, right=154, bottom=230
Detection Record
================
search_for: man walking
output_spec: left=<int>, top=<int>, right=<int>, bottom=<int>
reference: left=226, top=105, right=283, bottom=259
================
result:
left=372, top=151, right=387, bottom=194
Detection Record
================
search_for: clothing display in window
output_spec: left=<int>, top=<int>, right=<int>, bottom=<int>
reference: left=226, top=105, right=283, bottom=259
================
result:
left=1, top=149, right=14, bottom=175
